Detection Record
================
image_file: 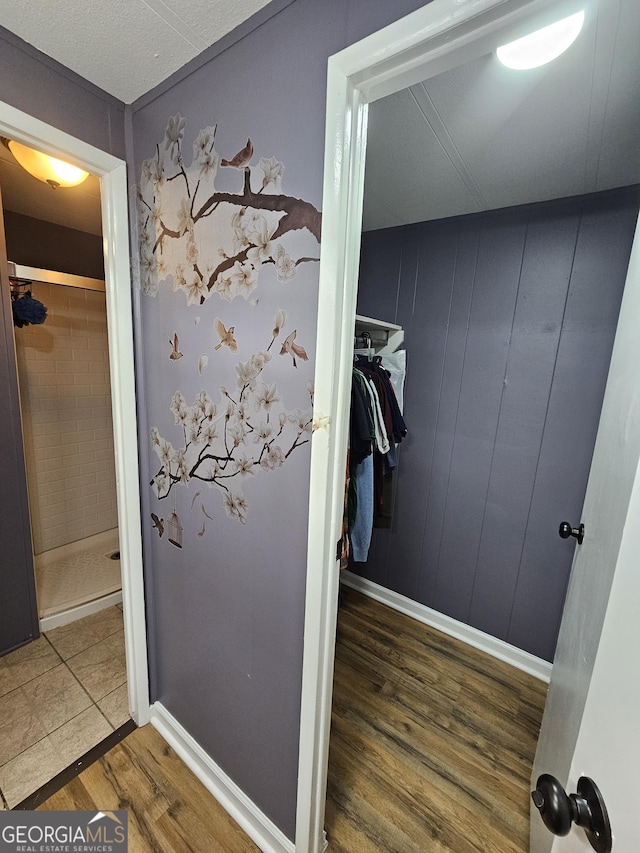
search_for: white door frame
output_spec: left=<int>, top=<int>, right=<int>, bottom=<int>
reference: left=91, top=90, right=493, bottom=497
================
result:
left=0, top=101, right=150, bottom=726
left=295, top=0, right=599, bottom=848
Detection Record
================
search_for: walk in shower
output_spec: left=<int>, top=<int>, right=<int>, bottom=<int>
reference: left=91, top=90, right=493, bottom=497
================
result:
left=11, top=264, right=121, bottom=629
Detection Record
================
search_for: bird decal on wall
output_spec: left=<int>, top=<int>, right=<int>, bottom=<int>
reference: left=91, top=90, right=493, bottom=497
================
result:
left=279, top=330, right=309, bottom=368
left=221, top=138, right=253, bottom=169
left=151, top=513, right=164, bottom=537
left=168, top=333, right=183, bottom=360
left=214, top=319, right=238, bottom=352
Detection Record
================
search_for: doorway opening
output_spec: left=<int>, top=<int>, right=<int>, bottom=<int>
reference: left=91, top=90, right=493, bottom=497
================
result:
left=4, top=167, right=122, bottom=629
left=296, top=0, right=640, bottom=850
left=0, top=101, right=148, bottom=805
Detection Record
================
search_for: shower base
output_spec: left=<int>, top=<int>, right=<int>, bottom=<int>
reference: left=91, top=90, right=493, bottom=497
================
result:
left=35, top=528, right=122, bottom=631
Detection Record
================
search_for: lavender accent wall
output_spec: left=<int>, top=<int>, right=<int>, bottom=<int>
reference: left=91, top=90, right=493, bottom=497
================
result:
left=129, top=0, right=433, bottom=840
left=354, top=187, right=640, bottom=663
left=1, top=0, right=441, bottom=840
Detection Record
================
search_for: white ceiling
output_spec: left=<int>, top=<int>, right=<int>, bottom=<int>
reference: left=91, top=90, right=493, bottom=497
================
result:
left=363, top=0, right=640, bottom=230
left=0, top=0, right=272, bottom=104
left=0, top=0, right=638, bottom=238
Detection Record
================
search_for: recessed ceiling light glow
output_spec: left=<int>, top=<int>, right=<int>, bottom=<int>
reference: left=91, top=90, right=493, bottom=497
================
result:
left=497, top=10, right=585, bottom=70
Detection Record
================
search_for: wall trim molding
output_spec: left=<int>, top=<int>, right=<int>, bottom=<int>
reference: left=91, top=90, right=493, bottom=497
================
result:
left=341, top=571, right=552, bottom=683
left=149, top=703, right=295, bottom=853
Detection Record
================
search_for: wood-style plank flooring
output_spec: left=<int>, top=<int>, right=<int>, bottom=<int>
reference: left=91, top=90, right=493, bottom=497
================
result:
left=325, top=588, right=548, bottom=852
left=38, top=724, right=260, bottom=853
left=37, top=589, right=547, bottom=852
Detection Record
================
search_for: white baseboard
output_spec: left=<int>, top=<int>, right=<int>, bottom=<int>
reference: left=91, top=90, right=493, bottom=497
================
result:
left=149, top=702, right=295, bottom=853
left=39, top=590, right=123, bottom=632
left=341, top=571, right=552, bottom=683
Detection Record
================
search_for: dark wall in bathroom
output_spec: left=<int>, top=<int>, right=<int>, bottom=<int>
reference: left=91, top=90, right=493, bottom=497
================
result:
left=4, top=211, right=104, bottom=279
left=354, top=186, right=640, bottom=662
left=0, top=187, right=39, bottom=655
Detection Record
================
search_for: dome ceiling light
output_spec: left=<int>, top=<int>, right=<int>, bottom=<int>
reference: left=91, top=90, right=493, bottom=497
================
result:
left=497, top=10, right=585, bottom=71
left=2, top=138, right=89, bottom=188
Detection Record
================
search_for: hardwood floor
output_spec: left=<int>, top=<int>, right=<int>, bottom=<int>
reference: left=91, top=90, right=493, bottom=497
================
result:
left=38, top=724, right=260, bottom=853
left=37, top=588, right=547, bottom=852
left=325, top=588, right=548, bottom=852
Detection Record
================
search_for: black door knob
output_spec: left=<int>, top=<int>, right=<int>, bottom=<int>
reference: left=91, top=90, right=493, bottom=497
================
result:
left=531, top=774, right=612, bottom=853
left=559, top=521, right=584, bottom=544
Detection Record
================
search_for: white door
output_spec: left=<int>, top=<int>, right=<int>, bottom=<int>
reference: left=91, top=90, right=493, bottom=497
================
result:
left=530, top=209, right=640, bottom=850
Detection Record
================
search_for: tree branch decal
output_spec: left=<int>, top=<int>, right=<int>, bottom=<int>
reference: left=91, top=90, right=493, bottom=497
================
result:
left=139, top=116, right=320, bottom=531
left=137, top=115, right=321, bottom=303
left=149, top=313, right=313, bottom=526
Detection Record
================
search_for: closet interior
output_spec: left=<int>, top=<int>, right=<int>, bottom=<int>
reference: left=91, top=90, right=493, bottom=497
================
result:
left=330, top=1, right=640, bottom=846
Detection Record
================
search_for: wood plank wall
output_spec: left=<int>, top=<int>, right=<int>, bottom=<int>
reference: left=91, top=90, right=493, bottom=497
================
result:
left=355, top=187, right=640, bottom=661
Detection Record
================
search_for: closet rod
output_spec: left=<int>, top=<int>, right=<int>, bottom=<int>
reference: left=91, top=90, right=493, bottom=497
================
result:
left=8, top=262, right=105, bottom=293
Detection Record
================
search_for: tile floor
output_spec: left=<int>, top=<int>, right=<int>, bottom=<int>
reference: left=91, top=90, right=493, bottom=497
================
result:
left=0, top=604, right=129, bottom=808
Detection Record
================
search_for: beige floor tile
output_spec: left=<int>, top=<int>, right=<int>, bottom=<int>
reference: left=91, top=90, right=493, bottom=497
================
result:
left=65, top=636, right=127, bottom=702
left=0, top=688, right=48, bottom=766
left=0, top=637, right=60, bottom=695
left=0, top=662, right=18, bottom=699
left=48, top=707, right=112, bottom=767
left=0, top=736, right=67, bottom=808
left=97, top=684, right=130, bottom=730
left=45, top=606, right=124, bottom=660
left=21, top=664, right=93, bottom=734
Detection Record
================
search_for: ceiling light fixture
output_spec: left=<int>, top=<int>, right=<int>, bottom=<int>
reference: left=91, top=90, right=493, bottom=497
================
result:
left=496, top=10, right=585, bottom=70
left=2, top=138, right=89, bottom=188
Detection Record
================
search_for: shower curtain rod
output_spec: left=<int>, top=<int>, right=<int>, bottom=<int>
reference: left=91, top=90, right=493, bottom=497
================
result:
left=8, top=262, right=105, bottom=292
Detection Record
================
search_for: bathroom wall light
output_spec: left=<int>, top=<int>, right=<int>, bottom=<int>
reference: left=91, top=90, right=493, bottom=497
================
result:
left=497, top=10, right=585, bottom=70
left=2, top=138, right=89, bottom=188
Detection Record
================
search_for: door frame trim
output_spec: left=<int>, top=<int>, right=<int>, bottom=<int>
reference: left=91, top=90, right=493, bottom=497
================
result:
left=0, top=100, right=150, bottom=726
left=296, top=0, right=576, bottom=848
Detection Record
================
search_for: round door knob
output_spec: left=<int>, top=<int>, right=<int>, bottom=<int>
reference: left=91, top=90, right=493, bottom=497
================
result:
left=532, top=774, right=572, bottom=835
left=531, top=775, right=612, bottom=853
left=559, top=521, right=584, bottom=544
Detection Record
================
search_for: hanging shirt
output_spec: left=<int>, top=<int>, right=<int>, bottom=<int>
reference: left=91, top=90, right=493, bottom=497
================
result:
left=355, top=368, right=390, bottom=455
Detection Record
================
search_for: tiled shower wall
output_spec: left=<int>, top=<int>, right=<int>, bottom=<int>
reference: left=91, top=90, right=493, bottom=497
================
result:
left=14, top=282, right=117, bottom=554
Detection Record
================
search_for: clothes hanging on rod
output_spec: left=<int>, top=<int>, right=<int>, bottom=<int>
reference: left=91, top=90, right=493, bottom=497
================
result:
left=342, top=353, right=407, bottom=565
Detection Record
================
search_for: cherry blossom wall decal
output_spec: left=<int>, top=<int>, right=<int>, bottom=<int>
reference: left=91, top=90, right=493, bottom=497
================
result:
left=139, top=115, right=320, bottom=532
left=168, top=332, right=183, bottom=360
left=137, top=115, right=321, bottom=303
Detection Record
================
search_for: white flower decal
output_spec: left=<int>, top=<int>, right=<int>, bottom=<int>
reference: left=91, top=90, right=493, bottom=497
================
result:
left=143, top=117, right=320, bottom=530
left=138, top=116, right=320, bottom=303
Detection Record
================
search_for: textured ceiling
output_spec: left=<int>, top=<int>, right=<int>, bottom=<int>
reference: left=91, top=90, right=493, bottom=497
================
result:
left=0, top=0, right=272, bottom=104
left=0, top=0, right=272, bottom=236
left=0, top=0, right=638, bottom=239
left=363, top=0, right=640, bottom=230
